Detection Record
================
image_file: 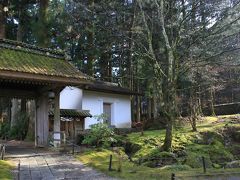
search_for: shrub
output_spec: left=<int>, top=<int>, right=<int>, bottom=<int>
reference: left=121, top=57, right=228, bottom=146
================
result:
left=76, top=134, right=85, bottom=145
left=83, top=122, right=117, bottom=148
left=0, top=122, right=10, bottom=139
left=9, top=112, right=29, bottom=140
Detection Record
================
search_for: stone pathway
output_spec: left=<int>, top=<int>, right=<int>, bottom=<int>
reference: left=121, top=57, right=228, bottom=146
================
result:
left=10, top=154, right=115, bottom=180
left=3, top=140, right=116, bottom=180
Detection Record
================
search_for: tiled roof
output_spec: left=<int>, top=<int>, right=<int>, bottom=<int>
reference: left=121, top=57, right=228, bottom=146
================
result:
left=0, top=39, right=92, bottom=84
left=81, top=80, right=141, bottom=95
left=49, top=109, right=92, bottom=118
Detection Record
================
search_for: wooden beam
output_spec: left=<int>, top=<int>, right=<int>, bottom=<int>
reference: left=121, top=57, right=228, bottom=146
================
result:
left=0, top=88, right=36, bottom=98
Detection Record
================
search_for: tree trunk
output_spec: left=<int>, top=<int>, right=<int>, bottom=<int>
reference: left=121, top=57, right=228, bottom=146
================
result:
left=136, top=95, right=141, bottom=122
left=17, top=6, right=24, bottom=41
left=210, top=87, right=216, bottom=116
left=147, top=97, right=152, bottom=119
left=21, top=99, right=26, bottom=113
left=152, top=98, right=157, bottom=119
left=37, top=0, right=49, bottom=47
left=189, top=88, right=198, bottom=132
left=163, top=115, right=173, bottom=151
left=157, top=0, right=176, bottom=152
left=26, top=100, right=36, bottom=141
left=11, top=99, right=19, bottom=128
left=0, top=2, right=7, bottom=39
left=86, top=0, right=95, bottom=76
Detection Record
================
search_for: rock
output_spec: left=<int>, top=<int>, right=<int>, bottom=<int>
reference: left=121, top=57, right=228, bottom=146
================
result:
left=128, top=170, right=137, bottom=173
left=124, top=141, right=141, bottom=157
left=176, top=149, right=187, bottom=157
left=223, top=126, right=240, bottom=143
left=225, top=160, right=240, bottom=168
left=185, top=153, right=212, bottom=168
left=142, top=150, right=178, bottom=168
left=212, top=163, right=221, bottom=169
left=200, top=131, right=224, bottom=145
left=194, top=134, right=203, bottom=144
left=230, top=144, right=240, bottom=158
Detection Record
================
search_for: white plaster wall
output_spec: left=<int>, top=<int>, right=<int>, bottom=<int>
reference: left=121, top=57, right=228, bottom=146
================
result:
left=60, top=87, right=82, bottom=110
left=82, top=91, right=131, bottom=129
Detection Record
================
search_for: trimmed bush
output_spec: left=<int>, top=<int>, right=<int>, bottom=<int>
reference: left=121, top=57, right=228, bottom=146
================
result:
left=83, top=123, right=117, bottom=148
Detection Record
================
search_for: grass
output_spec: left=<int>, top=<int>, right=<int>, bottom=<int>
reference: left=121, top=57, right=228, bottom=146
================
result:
left=76, top=115, right=240, bottom=179
left=77, top=149, right=182, bottom=179
left=77, top=149, right=240, bottom=180
left=0, top=160, right=13, bottom=180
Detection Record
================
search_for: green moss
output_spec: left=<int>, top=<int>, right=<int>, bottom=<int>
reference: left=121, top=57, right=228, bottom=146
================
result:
left=160, top=164, right=192, bottom=171
left=126, top=130, right=165, bottom=159
left=185, top=152, right=212, bottom=168
left=76, top=115, right=240, bottom=179
left=76, top=149, right=172, bottom=179
left=208, top=141, right=233, bottom=164
left=200, top=131, right=224, bottom=144
left=146, top=149, right=176, bottom=160
left=0, top=160, right=13, bottom=180
left=0, top=48, right=84, bottom=78
left=229, top=144, right=240, bottom=158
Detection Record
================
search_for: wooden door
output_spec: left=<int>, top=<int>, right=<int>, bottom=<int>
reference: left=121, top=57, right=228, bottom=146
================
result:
left=103, top=103, right=111, bottom=125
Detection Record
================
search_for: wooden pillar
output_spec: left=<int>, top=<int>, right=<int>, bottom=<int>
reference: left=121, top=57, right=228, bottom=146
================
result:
left=36, top=94, right=49, bottom=147
left=11, top=99, right=19, bottom=128
left=26, top=100, right=36, bottom=142
left=53, top=91, right=61, bottom=147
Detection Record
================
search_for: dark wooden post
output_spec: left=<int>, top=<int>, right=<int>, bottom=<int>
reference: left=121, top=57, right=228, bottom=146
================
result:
left=202, top=156, right=206, bottom=173
left=109, top=155, right=113, bottom=171
left=72, top=120, right=75, bottom=154
left=171, top=173, right=175, bottom=180
left=18, top=160, right=20, bottom=180
left=1, top=144, right=5, bottom=160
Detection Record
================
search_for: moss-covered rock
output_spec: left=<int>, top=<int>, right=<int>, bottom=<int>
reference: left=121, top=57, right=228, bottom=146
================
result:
left=229, top=144, right=240, bottom=159
left=124, top=141, right=141, bottom=157
left=212, top=163, right=221, bottom=169
left=223, top=125, right=240, bottom=143
left=184, top=152, right=212, bottom=168
left=208, top=141, right=234, bottom=164
left=225, top=160, right=240, bottom=168
left=142, top=149, right=177, bottom=168
left=160, top=164, right=192, bottom=171
left=200, top=131, right=224, bottom=145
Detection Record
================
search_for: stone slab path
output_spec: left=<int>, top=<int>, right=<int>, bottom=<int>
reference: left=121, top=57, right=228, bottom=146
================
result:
left=10, top=154, right=115, bottom=180
left=3, top=141, right=116, bottom=180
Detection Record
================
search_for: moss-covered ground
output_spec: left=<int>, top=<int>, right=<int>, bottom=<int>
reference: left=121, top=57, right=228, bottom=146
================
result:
left=0, top=160, right=13, bottom=180
left=77, top=115, right=240, bottom=179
